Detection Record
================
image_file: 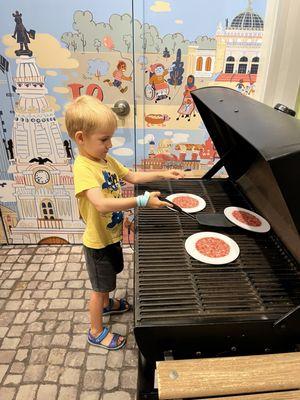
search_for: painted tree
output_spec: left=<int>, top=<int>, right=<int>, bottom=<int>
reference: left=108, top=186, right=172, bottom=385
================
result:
left=94, top=39, right=102, bottom=53
left=168, top=49, right=184, bottom=87
left=163, top=47, right=170, bottom=60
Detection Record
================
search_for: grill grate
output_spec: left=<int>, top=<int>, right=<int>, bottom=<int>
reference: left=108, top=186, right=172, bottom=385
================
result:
left=135, top=179, right=300, bottom=326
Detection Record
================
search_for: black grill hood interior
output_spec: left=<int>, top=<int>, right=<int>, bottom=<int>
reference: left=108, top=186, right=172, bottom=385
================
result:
left=191, top=87, right=300, bottom=261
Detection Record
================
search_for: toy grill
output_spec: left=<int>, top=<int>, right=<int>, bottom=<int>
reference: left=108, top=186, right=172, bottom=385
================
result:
left=134, top=87, right=300, bottom=399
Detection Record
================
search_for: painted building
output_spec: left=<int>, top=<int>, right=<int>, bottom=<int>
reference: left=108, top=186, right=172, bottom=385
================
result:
left=187, top=0, right=264, bottom=85
left=8, top=56, right=84, bottom=244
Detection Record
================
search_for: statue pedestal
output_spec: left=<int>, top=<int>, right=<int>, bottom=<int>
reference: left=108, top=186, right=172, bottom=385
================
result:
left=15, top=49, right=32, bottom=57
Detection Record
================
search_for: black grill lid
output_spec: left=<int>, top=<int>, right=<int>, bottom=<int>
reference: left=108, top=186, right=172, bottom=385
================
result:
left=191, top=86, right=300, bottom=234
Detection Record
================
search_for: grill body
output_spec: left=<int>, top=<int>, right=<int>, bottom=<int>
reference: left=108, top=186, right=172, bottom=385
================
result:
left=134, top=179, right=300, bottom=362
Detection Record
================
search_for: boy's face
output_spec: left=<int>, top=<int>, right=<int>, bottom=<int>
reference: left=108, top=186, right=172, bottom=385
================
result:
left=75, top=129, right=114, bottom=161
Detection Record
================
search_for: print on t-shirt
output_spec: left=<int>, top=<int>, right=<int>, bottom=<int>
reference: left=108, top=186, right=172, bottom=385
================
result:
left=101, top=170, right=123, bottom=229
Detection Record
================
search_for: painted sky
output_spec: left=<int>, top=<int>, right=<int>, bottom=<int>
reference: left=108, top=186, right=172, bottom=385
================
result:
left=0, top=0, right=266, bottom=44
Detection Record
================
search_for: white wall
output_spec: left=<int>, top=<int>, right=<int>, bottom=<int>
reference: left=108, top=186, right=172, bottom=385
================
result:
left=255, top=0, right=300, bottom=110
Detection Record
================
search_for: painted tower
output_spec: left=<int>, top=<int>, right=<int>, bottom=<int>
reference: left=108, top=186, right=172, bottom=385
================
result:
left=8, top=55, right=84, bottom=244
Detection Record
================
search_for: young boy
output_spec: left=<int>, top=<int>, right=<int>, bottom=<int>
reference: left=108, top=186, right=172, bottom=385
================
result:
left=65, top=95, right=184, bottom=350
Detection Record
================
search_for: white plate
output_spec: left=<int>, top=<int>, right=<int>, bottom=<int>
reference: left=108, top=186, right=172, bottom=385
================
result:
left=166, top=193, right=206, bottom=213
left=224, top=206, right=270, bottom=233
left=185, top=232, right=240, bottom=265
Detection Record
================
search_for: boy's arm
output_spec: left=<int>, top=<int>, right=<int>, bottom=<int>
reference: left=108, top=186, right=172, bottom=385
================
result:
left=123, top=169, right=185, bottom=184
left=84, top=187, right=170, bottom=213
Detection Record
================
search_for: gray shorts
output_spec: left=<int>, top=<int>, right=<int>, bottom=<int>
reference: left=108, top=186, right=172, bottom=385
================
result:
left=83, top=242, right=124, bottom=292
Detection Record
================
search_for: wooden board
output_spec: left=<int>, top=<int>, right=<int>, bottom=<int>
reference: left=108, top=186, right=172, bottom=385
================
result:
left=192, top=391, right=300, bottom=400
left=156, top=353, right=300, bottom=399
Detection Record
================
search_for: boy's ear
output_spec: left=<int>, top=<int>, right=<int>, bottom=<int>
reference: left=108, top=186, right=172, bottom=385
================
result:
left=74, top=131, right=84, bottom=144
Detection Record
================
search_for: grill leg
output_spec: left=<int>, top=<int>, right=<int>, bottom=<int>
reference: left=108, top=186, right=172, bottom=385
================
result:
left=137, top=351, right=157, bottom=400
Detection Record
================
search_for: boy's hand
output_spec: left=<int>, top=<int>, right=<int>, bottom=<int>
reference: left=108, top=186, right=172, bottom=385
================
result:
left=147, top=192, right=172, bottom=209
left=161, top=169, right=185, bottom=180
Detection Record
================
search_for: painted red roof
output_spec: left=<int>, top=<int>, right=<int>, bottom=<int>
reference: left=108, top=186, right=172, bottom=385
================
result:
left=216, top=73, right=257, bottom=84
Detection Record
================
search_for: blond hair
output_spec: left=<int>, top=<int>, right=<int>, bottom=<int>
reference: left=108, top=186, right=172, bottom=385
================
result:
left=65, top=95, right=117, bottom=140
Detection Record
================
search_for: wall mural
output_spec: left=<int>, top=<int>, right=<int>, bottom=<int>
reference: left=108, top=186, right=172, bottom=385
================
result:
left=0, top=0, right=266, bottom=244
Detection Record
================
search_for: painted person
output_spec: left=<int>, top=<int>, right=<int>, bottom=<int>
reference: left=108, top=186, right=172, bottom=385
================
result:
left=177, top=75, right=197, bottom=122
left=104, top=60, right=132, bottom=93
left=65, top=95, right=184, bottom=350
left=149, top=63, right=171, bottom=102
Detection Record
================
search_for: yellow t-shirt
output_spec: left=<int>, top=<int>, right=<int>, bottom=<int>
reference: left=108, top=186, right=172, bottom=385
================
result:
left=73, top=154, right=129, bottom=249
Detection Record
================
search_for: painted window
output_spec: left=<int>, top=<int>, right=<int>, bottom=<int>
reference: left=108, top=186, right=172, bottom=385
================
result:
left=225, top=56, right=235, bottom=73
left=196, top=57, right=203, bottom=71
left=250, top=57, right=259, bottom=74
left=238, top=57, right=248, bottom=74
left=41, top=201, right=55, bottom=220
left=205, top=57, right=212, bottom=71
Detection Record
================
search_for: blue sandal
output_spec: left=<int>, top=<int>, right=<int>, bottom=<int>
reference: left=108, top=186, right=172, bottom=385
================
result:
left=87, top=327, right=126, bottom=350
left=103, top=298, right=131, bottom=316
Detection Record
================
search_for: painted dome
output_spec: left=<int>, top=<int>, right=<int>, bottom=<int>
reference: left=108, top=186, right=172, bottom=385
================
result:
left=230, top=2, right=264, bottom=30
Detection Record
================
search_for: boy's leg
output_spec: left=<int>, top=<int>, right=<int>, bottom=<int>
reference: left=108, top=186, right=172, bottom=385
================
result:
left=89, top=290, right=124, bottom=347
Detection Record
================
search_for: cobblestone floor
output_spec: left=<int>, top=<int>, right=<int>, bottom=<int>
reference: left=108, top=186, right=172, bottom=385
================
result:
left=0, top=244, right=138, bottom=400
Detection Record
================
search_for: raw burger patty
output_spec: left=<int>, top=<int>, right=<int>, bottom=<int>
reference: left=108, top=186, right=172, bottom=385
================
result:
left=196, top=237, right=230, bottom=258
left=232, top=210, right=262, bottom=227
left=173, top=196, right=199, bottom=208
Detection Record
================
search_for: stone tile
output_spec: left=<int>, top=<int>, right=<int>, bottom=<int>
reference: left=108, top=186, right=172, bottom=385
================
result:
left=70, top=334, right=87, bottom=349
left=67, top=279, right=84, bottom=288
left=83, top=370, right=104, bottom=390
left=1, top=337, right=20, bottom=350
left=68, top=299, right=85, bottom=309
left=37, top=299, right=49, bottom=310
left=56, top=320, right=71, bottom=333
left=0, top=364, right=9, bottom=383
left=45, top=289, right=60, bottom=298
left=124, top=349, right=138, bottom=366
left=73, top=311, right=89, bottom=323
left=40, top=311, right=58, bottom=320
left=27, top=322, right=44, bottom=332
left=0, top=311, right=15, bottom=326
left=44, top=365, right=62, bottom=382
left=51, top=334, right=70, bottom=347
left=86, top=354, right=106, bottom=370
left=58, top=311, right=74, bottom=320
left=15, top=349, right=28, bottom=362
left=29, top=348, right=49, bottom=364
left=9, top=361, right=25, bottom=374
left=102, top=391, right=132, bottom=400
left=107, top=350, right=124, bottom=368
left=58, top=386, right=78, bottom=400
left=59, top=367, right=81, bottom=385
left=32, top=334, right=52, bottom=348
left=64, top=351, right=85, bottom=367
left=0, top=327, right=8, bottom=338
left=80, top=391, right=101, bottom=400
left=23, top=364, right=46, bottom=382
left=18, top=333, right=32, bottom=348
left=36, top=384, right=58, bottom=400
left=15, top=384, right=38, bottom=400
left=120, top=368, right=138, bottom=389
left=48, top=348, right=67, bottom=365
left=3, top=373, right=22, bottom=385
left=104, top=369, right=119, bottom=390
left=26, top=311, right=41, bottom=323
left=47, top=272, right=63, bottom=281
left=20, top=299, right=36, bottom=310
left=50, top=299, right=69, bottom=309
left=0, top=387, right=16, bottom=400
left=58, top=289, right=72, bottom=298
